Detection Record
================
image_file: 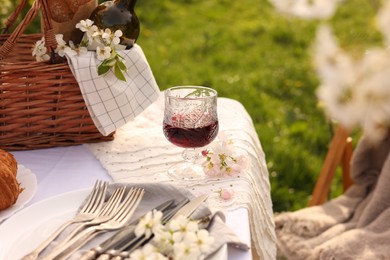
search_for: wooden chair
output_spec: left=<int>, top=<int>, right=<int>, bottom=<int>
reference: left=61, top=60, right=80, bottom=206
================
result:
left=308, top=126, right=354, bottom=206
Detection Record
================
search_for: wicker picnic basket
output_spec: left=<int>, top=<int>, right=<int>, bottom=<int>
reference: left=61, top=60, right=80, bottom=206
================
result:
left=0, top=0, right=114, bottom=151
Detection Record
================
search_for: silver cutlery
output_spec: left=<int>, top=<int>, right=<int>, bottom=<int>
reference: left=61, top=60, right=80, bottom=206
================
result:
left=103, top=194, right=209, bottom=259
left=22, top=180, right=108, bottom=260
left=43, top=187, right=145, bottom=260
left=52, top=186, right=127, bottom=249
left=170, top=194, right=209, bottom=219
left=79, top=199, right=177, bottom=260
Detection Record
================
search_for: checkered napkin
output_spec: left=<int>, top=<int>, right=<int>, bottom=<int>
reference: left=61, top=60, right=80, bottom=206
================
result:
left=66, top=44, right=160, bottom=136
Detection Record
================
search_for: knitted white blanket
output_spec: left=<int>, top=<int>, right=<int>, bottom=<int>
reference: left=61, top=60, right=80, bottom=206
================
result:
left=275, top=134, right=390, bottom=259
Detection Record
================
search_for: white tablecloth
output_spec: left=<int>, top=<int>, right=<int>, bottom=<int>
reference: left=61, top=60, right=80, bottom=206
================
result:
left=6, top=95, right=276, bottom=260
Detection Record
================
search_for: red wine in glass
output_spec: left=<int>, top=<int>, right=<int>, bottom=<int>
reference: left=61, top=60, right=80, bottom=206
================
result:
left=163, top=121, right=219, bottom=148
left=163, top=86, right=218, bottom=181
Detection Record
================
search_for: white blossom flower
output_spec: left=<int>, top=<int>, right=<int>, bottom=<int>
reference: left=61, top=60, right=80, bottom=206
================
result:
left=152, top=230, right=174, bottom=255
left=128, top=244, right=167, bottom=260
left=96, top=46, right=112, bottom=60
left=35, top=53, right=50, bottom=62
left=100, top=28, right=123, bottom=47
left=314, top=25, right=363, bottom=128
left=76, top=19, right=98, bottom=44
left=203, top=161, right=220, bottom=177
left=314, top=26, right=356, bottom=87
left=55, top=34, right=66, bottom=46
left=202, top=135, right=248, bottom=177
left=314, top=22, right=390, bottom=143
left=101, top=28, right=113, bottom=45
left=32, top=38, right=50, bottom=61
left=135, top=210, right=164, bottom=239
left=92, top=29, right=102, bottom=39
left=75, top=19, right=94, bottom=32
left=32, top=38, right=45, bottom=56
left=131, top=209, right=214, bottom=259
left=172, top=241, right=202, bottom=260
left=168, top=215, right=199, bottom=237
left=355, top=48, right=390, bottom=142
left=192, top=229, right=215, bottom=253
left=88, top=25, right=99, bottom=37
left=270, top=0, right=343, bottom=20
left=113, top=30, right=123, bottom=45
left=55, top=34, right=70, bottom=57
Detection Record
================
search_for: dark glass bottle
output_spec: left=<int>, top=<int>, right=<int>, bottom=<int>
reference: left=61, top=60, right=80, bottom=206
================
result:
left=89, top=0, right=140, bottom=49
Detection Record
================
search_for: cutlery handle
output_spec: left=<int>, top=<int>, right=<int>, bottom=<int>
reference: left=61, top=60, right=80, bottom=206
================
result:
left=42, top=226, right=97, bottom=260
left=79, top=250, right=98, bottom=260
left=59, top=232, right=103, bottom=260
left=53, top=221, right=86, bottom=249
left=21, top=219, right=73, bottom=260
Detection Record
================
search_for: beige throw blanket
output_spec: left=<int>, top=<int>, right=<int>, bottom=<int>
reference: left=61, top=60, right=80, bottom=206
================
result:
left=275, top=134, right=390, bottom=259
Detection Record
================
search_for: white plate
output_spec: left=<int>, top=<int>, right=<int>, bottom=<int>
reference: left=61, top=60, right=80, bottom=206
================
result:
left=0, top=188, right=90, bottom=259
left=0, top=188, right=227, bottom=260
left=0, top=164, right=37, bottom=223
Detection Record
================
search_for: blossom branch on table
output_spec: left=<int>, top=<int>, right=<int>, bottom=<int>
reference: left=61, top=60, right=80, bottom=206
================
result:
left=270, top=0, right=390, bottom=143
left=131, top=210, right=214, bottom=260
left=201, top=135, right=249, bottom=177
left=32, top=19, right=127, bottom=81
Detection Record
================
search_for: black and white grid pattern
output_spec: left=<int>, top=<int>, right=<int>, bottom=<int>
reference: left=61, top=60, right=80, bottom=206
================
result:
left=67, top=44, right=160, bottom=135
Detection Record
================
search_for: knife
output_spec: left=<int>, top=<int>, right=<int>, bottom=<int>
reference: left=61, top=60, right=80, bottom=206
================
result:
left=105, top=194, right=209, bottom=259
left=170, top=194, right=208, bottom=220
left=78, top=199, right=176, bottom=260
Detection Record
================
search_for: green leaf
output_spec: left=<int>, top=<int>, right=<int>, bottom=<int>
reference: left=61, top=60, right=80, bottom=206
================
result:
left=117, top=59, right=127, bottom=71
left=185, top=89, right=213, bottom=98
left=114, top=62, right=126, bottom=82
left=104, top=58, right=117, bottom=67
left=97, top=64, right=111, bottom=75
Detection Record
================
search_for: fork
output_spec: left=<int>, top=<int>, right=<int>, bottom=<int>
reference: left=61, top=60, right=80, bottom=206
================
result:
left=44, top=187, right=145, bottom=260
left=21, top=180, right=108, bottom=260
left=52, top=186, right=127, bottom=249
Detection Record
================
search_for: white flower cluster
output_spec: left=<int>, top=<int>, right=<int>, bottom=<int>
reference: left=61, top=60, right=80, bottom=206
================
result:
left=32, top=19, right=127, bottom=80
left=270, top=0, right=390, bottom=143
left=76, top=19, right=124, bottom=61
left=201, top=135, right=248, bottom=177
left=32, top=34, right=86, bottom=62
left=131, top=210, right=214, bottom=260
left=315, top=25, right=390, bottom=143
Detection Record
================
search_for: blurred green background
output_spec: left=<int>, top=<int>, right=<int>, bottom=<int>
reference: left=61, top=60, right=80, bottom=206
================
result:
left=1, top=0, right=381, bottom=212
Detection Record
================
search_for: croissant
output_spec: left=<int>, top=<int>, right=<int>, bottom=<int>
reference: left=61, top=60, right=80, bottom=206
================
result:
left=0, top=149, right=23, bottom=210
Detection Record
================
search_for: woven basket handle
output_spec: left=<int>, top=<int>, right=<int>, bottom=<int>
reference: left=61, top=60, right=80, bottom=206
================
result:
left=1, top=0, right=29, bottom=33
left=0, top=0, right=57, bottom=61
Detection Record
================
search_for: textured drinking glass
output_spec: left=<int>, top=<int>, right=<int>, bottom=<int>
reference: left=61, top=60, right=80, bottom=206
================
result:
left=163, top=86, right=219, bottom=181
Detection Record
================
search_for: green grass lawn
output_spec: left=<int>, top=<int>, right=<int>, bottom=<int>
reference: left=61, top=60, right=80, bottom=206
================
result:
left=135, top=0, right=382, bottom=212
left=1, top=0, right=382, bottom=212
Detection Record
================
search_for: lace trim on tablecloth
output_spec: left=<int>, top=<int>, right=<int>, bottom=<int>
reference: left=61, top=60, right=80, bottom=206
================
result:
left=85, top=93, right=276, bottom=259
